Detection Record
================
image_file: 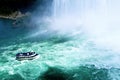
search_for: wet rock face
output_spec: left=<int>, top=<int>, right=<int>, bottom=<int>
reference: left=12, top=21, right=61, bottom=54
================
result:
left=0, top=0, right=37, bottom=15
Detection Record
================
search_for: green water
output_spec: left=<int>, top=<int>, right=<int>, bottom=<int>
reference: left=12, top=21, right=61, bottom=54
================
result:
left=0, top=20, right=120, bottom=80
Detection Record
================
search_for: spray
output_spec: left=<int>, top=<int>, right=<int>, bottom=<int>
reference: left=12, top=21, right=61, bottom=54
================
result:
left=51, top=0, right=120, bottom=52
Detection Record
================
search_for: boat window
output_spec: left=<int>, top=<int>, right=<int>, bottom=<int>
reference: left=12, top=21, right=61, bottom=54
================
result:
left=27, top=53, right=29, bottom=55
left=20, top=54, right=23, bottom=56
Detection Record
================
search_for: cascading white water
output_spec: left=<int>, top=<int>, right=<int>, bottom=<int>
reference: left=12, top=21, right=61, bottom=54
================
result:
left=53, top=0, right=108, bottom=19
left=51, top=0, right=85, bottom=31
left=53, top=0, right=81, bottom=17
left=52, top=0, right=108, bottom=32
left=52, top=0, right=120, bottom=52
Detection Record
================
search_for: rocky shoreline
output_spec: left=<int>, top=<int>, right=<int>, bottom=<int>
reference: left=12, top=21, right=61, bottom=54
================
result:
left=0, top=0, right=51, bottom=28
left=0, top=11, right=32, bottom=28
left=0, top=11, right=30, bottom=20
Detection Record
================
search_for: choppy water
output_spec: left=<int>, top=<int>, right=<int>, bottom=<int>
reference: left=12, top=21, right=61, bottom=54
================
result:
left=0, top=19, right=120, bottom=80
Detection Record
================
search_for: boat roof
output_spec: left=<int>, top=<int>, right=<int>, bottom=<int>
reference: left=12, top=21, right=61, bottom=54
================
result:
left=16, top=52, right=35, bottom=56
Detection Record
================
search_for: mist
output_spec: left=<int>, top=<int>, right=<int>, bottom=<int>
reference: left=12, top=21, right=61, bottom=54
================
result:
left=46, top=0, right=120, bottom=52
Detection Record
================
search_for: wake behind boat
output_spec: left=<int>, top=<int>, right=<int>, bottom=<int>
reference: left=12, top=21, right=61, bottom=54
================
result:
left=16, top=52, right=39, bottom=61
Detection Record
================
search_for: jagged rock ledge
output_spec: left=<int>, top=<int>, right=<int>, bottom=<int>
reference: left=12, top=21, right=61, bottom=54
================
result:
left=0, top=0, right=37, bottom=19
left=0, top=11, right=30, bottom=20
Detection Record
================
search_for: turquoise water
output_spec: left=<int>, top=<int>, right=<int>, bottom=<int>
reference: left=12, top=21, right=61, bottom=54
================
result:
left=0, top=19, right=120, bottom=80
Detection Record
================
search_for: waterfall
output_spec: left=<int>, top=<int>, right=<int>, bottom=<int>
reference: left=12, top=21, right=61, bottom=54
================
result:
left=52, top=0, right=86, bottom=32
left=52, top=0, right=108, bottom=31
left=53, top=0, right=81, bottom=17
left=53, top=0, right=108, bottom=17
left=52, top=0, right=120, bottom=52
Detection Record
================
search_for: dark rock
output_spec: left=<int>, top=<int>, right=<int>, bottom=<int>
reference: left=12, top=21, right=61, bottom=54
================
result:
left=0, top=0, right=37, bottom=15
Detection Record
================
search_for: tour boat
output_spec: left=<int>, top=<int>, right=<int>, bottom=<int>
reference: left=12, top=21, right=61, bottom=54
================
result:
left=16, top=52, right=39, bottom=61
